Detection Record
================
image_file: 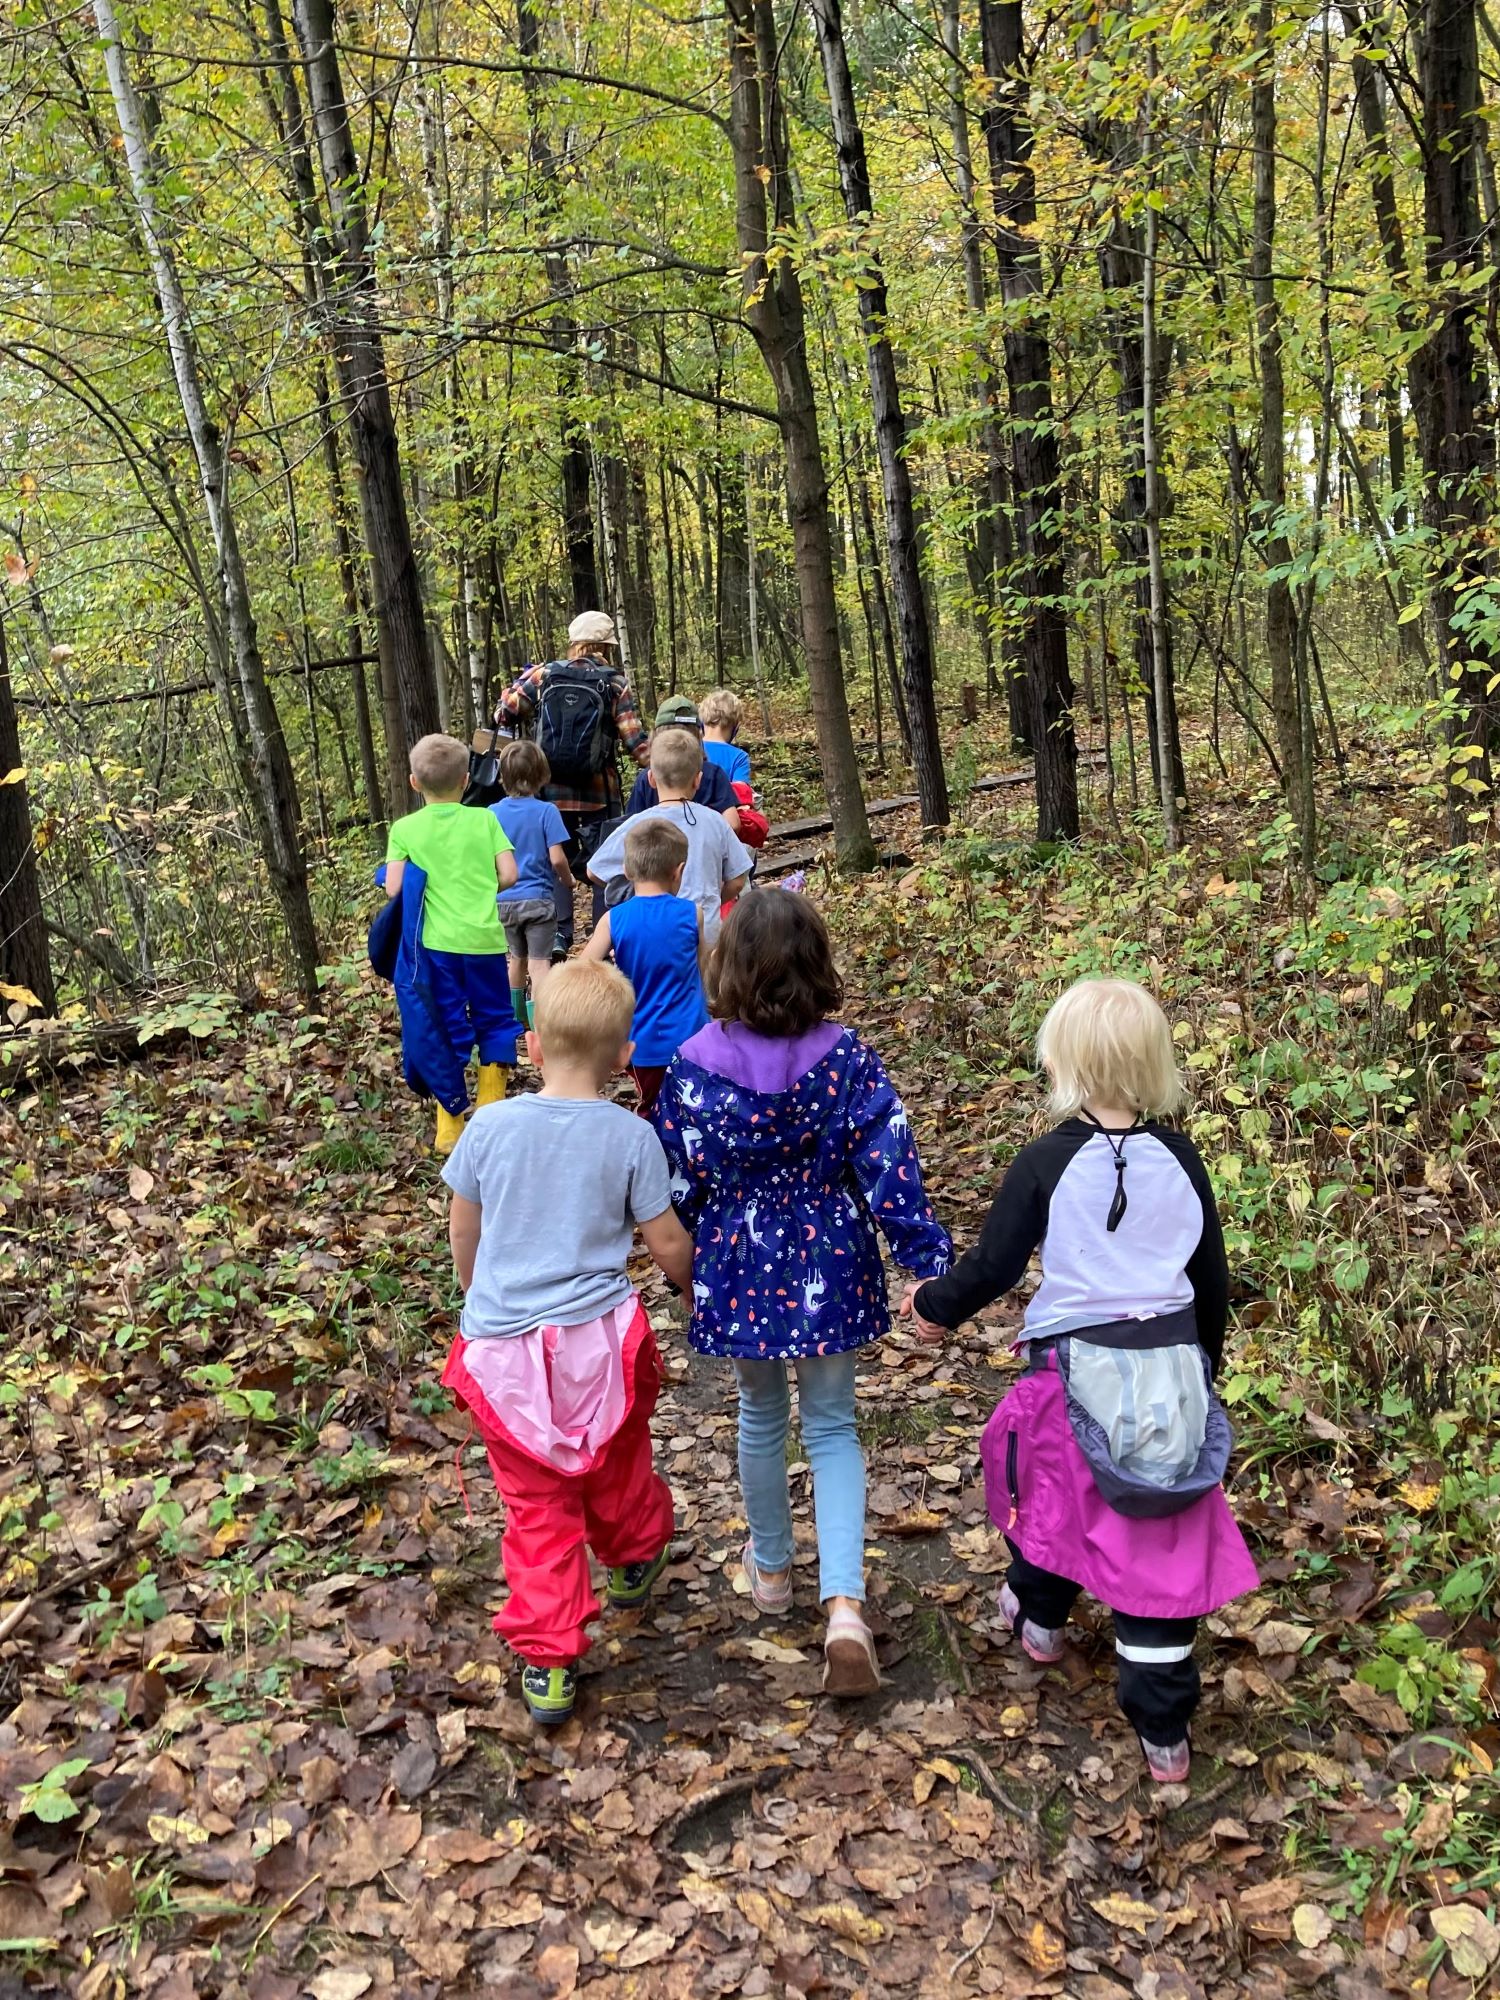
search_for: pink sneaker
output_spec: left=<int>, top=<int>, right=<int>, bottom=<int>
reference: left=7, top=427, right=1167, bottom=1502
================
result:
left=1140, top=1737, right=1191, bottom=1784
left=997, top=1583, right=1066, bottom=1664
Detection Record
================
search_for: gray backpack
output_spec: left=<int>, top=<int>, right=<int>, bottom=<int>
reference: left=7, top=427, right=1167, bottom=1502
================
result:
left=1046, top=1306, right=1232, bottom=1519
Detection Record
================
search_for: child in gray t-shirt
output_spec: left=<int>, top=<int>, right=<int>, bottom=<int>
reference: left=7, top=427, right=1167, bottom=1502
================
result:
left=440, top=961, right=693, bottom=1728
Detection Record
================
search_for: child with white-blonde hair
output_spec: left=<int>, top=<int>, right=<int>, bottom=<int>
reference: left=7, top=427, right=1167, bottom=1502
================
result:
left=901, top=976, right=1257, bottom=1785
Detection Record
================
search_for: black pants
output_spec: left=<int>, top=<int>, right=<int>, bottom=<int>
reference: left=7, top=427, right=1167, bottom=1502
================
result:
left=1006, top=1541, right=1201, bottom=1743
left=555, top=811, right=611, bottom=951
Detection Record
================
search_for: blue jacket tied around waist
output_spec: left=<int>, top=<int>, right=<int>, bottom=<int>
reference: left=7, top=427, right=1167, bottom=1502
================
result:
left=368, top=864, right=520, bottom=1114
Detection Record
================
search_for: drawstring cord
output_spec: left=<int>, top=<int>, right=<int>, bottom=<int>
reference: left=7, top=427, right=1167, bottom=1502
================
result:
left=1080, top=1110, right=1142, bottom=1233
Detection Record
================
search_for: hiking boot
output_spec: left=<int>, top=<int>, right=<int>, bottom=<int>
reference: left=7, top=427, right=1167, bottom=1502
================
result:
left=476, top=1062, right=508, bottom=1108
left=520, top=1663, right=576, bottom=1726
left=550, top=945, right=569, bottom=966
left=607, top=1547, right=669, bottom=1607
left=997, top=1582, right=1066, bottom=1664
left=1140, top=1736, right=1191, bottom=1785
left=434, top=1105, right=466, bottom=1154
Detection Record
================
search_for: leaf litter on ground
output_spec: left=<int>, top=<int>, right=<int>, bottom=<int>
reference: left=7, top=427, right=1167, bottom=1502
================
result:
left=2, top=783, right=1498, bottom=1997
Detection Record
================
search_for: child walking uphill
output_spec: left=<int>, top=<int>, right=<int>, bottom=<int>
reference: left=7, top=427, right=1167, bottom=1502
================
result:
left=588, top=727, right=752, bottom=945
left=440, top=961, right=695, bottom=1727
left=491, top=739, right=574, bottom=1027
left=902, top=978, right=1258, bottom=1785
left=655, top=891, right=951, bottom=1695
left=384, top=733, right=518, bottom=1153
left=580, top=819, right=708, bottom=1118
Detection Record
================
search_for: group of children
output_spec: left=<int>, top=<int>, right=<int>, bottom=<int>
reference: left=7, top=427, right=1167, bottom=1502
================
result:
left=377, top=698, right=1255, bottom=1785
left=379, top=690, right=757, bottom=1151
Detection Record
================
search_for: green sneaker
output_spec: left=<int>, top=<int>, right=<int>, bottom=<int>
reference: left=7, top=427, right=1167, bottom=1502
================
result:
left=607, top=1546, right=670, bottom=1608
left=520, top=1663, right=576, bottom=1725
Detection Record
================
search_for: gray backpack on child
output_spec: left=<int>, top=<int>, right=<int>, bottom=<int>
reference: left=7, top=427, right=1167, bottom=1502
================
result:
left=1046, top=1306, right=1232, bottom=1519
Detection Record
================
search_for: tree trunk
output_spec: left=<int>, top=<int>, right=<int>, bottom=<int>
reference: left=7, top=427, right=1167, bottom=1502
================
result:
left=0, top=615, right=57, bottom=1016
left=1078, top=25, right=1184, bottom=805
left=1249, top=0, right=1309, bottom=838
left=1139, top=52, right=1178, bottom=850
left=95, top=0, right=319, bottom=999
left=1411, top=0, right=1499, bottom=804
left=288, top=0, right=440, bottom=754
left=978, top=0, right=1078, bottom=840
left=516, top=0, right=600, bottom=618
left=808, top=0, right=948, bottom=827
left=725, top=0, right=875, bottom=870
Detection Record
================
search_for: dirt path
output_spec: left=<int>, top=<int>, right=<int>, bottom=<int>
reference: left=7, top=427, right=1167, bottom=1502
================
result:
left=1, top=932, right=1365, bottom=1998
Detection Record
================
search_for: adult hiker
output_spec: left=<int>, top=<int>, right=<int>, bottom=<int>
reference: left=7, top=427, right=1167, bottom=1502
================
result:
left=493, top=612, right=649, bottom=955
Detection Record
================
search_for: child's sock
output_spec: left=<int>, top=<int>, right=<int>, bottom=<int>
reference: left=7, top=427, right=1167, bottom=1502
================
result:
left=476, top=1063, right=508, bottom=1108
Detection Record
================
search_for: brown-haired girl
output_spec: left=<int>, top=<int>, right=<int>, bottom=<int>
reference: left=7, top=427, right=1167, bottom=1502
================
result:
left=654, top=890, right=950, bottom=1694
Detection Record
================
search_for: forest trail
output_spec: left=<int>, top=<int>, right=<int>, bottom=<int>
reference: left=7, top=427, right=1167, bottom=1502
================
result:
left=0, top=820, right=1456, bottom=1999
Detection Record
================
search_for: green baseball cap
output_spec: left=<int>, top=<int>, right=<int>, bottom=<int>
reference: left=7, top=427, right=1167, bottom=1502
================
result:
left=654, top=695, right=702, bottom=731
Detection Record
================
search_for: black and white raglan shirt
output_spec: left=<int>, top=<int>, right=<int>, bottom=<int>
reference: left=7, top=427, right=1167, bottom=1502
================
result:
left=913, top=1120, right=1229, bottom=1375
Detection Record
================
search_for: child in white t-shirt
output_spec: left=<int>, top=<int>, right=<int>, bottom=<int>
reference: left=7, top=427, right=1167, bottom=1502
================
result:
left=587, top=728, right=751, bottom=943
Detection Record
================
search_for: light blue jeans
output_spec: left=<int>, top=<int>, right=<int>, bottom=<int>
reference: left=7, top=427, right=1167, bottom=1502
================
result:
left=733, top=1350, right=865, bottom=1603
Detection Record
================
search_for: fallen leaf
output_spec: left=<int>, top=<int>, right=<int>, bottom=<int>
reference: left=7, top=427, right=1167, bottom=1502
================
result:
left=1252, top=1620, right=1314, bottom=1658
left=127, top=1166, right=154, bottom=1203
left=1092, top=1893, right=1161, bottom=1934
left=1430, top=1904, right=1500, bottom=1979
left=1411, top=1796, right=1454, bottom=1852
left=308, top=1973, right=373, bottom=2000
left=809, top=1901, right=884, bottom=1945
left=146, top=1813, right=209, bottom=1848
left=617, top=1926, right=673, bottom=1968
left=534, top=1943, right=581, bottom=1997
left=1019, top=1918, right=1066, bottom=1972
left=1336, top=1680, right=1408, bottom=1732
left=1292, top=1903, right=1332, bottom=1948
left=321, top=1810, right=423, bottom=1887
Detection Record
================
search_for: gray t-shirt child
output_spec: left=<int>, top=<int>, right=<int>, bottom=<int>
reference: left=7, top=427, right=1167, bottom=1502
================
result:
left=589, top=800, right=753, bottom=944
left=442, top=1095, right=673, bottom=1338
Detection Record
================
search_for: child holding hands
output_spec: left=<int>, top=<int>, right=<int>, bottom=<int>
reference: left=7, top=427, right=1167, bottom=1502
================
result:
left=655, top=891, right=950, bottom=1694
left=441, top=961, right=694, bottom=1726
left=903, top=977, right=1257, bottom=1783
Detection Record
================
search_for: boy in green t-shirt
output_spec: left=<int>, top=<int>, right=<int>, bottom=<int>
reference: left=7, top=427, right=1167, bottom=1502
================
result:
left=385, top=735, right=519, bottom=1152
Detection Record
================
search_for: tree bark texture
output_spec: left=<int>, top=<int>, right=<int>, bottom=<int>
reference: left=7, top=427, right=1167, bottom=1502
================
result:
left=978, top=0, right=1078, bottom=841
left=1410, top=0, right=1499, bottom=797
left=0, top=615, right=57, bottom=1016
left=808, top=0, right=949, bottom=826
left=516, top=0, right=601, bottom=619
left=1249, top=0, right=1308, bottom=835
left=725, top=0, right=875, bottom=870
left=289, top=0, right=441, bottom=752
left=95, top=0, right=320, bottom=999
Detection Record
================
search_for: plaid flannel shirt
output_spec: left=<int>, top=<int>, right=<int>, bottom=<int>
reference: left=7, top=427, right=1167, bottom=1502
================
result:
left=495, top=657, right=648, bottom=815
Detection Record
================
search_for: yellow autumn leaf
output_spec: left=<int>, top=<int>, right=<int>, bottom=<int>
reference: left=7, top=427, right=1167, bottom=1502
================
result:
left=1292, top=1903, right=1332, bottom=1948
left=1090, top=1892, right=1161, bottom=1933
left=809, top=1902, right=883, bottom=1945
left=0, top=981, right=40, bottom=1009
left=1431, top=1903, right=1500, bottom=1979
left=0, top=766, right=24, bottom=786
left=1398, top=1478, right=1442, bottom=1513
left=146, top=1812, right=210, bottom=1847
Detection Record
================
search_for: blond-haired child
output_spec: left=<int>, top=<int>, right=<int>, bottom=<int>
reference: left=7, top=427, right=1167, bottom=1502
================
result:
left=902, top=977, right=1258, bottom=1785
left=441, top=960, right=694, bottom=1726
left=699, top=687, right=752, bottom=789
left=385, top=733, right=518, bottom=1152
left=587, top=728, right=751, bottom=943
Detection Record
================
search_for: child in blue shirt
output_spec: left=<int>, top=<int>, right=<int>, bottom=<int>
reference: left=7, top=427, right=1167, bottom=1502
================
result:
left=699, top=688, right=752, bottom=788
left=492, top=740, right=574, bottom=1028
left=581, top=818, right=707, bottom=1117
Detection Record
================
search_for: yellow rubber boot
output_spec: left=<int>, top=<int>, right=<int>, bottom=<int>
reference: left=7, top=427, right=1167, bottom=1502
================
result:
left=434, top=1105, right=467, bottom=1154
left=476, top=1063, right=508, bottom=1108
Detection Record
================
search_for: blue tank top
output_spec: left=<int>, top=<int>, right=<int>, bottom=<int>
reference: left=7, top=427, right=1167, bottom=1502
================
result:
left=609, top=894, right=708, bottom=1066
